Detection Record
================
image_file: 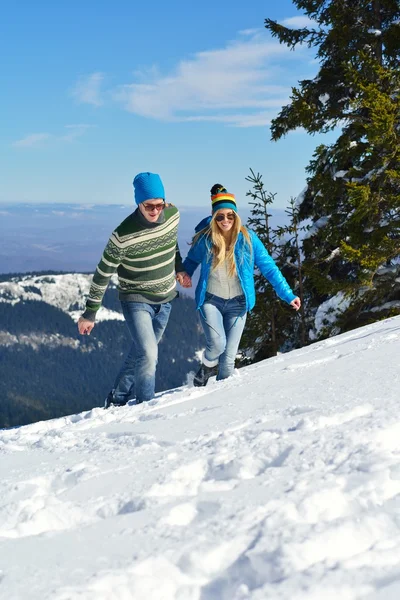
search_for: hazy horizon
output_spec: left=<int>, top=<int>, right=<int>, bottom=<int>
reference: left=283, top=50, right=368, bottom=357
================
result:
left=0, top=202, right=288, bottom=275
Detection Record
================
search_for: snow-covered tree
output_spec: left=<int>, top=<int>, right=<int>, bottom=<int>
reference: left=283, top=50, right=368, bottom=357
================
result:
left=266, top=0, right=400, bottom=335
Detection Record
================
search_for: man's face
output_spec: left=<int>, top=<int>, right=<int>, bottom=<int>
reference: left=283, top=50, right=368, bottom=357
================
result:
left=139, top=198, right=165, bottom=223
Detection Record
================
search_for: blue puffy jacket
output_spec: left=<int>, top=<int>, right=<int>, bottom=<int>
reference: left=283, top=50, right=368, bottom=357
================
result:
left=182, top=228, right=296, bottom=311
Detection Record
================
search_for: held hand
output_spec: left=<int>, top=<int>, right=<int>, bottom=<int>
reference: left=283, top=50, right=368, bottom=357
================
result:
left=176, top=271, right=192, bottom=288
left=176, top=272, right=185, bottom=286
left=78, top=316, right=95, bottom=335
left=182, top=273, right=192, bottom=288
left=290, top=297, right=301, bottom=311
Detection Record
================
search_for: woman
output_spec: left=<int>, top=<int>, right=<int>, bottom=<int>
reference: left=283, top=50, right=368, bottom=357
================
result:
left=179, top=184, right=301, bottom=387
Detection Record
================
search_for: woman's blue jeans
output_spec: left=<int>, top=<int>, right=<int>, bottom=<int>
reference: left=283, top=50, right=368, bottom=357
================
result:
left=199, top=293, right=247, bottom=381
left=112, top=301, right=171, bottom=404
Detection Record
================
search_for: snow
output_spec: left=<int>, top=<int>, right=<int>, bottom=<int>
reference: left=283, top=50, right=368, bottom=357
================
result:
left=376, top=265, right=399, bottom=277
left=0, top=273, right=123, bottom=322
left=69, top=307, right=125, bottom=323
left=370, top=301, right=400, bottom=313
left=326, top=247, right=341, bottom=262
left=367, top=28, right=382, bottom=36
left=0, top=273, right=125, bottom=350
left=302, top=216, right=329, bottom=240
left=1, top=321, right=400, bottom=599
left=364, top=164, right=388, bottom=182
left=333, top=170, right=348, bottom=180
left=0, top=274, right=91, bottom=310
left=0, top=331, right=80, bottom=350
left=295, top=186, right=308, bottom=208
left=319, top=93, right=330, bottom=105
left=314, top=291, right=352, bottom=335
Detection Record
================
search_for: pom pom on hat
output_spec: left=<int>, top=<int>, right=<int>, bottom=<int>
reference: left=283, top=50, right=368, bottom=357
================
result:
left=210, top=183, right=237, bottom=214
left=133, top=172, right=165, bottom=205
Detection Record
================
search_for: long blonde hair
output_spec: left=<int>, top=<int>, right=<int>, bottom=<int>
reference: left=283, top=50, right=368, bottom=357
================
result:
left=192, top=211, right=252, bottom=277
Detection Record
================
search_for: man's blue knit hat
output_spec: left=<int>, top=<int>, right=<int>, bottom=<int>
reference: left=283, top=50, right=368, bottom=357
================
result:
left=133, top=172, right=165, bottom=205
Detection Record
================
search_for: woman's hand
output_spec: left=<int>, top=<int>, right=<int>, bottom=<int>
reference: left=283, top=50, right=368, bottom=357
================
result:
left=290, top=297, right=301, bottom=311
left=176, top=272, right=192, bottom=288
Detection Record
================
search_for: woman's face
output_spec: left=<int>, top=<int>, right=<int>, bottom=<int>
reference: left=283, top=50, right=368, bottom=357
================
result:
left=215, top=209, right=236, bottom=233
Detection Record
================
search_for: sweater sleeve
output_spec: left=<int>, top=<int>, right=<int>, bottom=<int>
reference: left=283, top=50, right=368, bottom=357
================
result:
left=175, top=243, right=184, bottom=273
left=252, top=233, right=296, bottom=304
left=82, top=233, right=125, bottom=322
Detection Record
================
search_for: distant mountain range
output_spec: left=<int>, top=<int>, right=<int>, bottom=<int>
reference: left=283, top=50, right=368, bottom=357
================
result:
left=0, top=203, right=287, bottom=275
left=0, top=272, right=204, bottom=429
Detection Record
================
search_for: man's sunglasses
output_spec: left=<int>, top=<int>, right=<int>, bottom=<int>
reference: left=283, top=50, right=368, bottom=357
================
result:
left=142, top=202, right=165, bottom=212
left=215, top=212, right=235, bottom=222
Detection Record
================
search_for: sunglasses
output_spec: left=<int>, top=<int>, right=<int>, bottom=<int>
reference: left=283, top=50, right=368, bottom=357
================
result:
left=142, top=202, right=165, bottom=212
left=215, top=212, right=235, bottom=222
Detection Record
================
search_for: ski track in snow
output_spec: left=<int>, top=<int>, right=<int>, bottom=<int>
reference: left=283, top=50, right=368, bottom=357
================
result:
left=0, top=316, right=399, bottom=599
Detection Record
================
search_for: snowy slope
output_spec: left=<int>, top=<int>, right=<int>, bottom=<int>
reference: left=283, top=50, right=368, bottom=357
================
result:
left=0, top=316, right=400, bottom=600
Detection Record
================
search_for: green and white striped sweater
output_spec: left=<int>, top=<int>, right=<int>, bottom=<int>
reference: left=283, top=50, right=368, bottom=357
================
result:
left=83, top=205, right=183, bottom=321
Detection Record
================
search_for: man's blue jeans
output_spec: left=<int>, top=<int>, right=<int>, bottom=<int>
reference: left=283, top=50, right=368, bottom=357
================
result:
left=112, top=301, right=171, bottom=404
left=199, top=293, right=247, bottom=381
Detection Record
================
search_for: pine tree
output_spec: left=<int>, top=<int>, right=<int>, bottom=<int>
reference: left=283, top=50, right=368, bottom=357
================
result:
left=240, top=170, right=300, bottom=363
left=265, top=1, right=400, bottom=336
left=240, top=169, right=280, bottom=361
left=275, top=198, right=309, bottom=347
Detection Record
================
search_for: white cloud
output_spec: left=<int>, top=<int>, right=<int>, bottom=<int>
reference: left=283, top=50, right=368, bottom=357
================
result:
left=238, top=28, right=263, bottom=37
left=181, top=112, right=274, bottom=128
left=12, top=133, right=52, bottom=148
left=281, top=16, right=318, bottom=29
left=71, top=72, right=104, bottom=106
left=60, top=124, right=94, bottom=142
left=12, top=125, right=93, bottom=149
left=112, top=32, right=307, bottom=127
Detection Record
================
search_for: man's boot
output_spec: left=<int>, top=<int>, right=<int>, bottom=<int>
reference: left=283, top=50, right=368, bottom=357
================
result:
left=104, top=391, right=128, bottom=409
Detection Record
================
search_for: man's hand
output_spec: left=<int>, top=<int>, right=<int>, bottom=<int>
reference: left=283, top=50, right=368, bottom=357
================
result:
left=290, top=297, right=301, bottom=311
left=176, top=271, right=192, bottom=288
left=78, top=316, right=95, bottom=335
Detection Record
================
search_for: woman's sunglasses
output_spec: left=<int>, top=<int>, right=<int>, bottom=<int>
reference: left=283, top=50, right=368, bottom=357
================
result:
left=142, top=202, right=165, bottom=212
left=215, top=212, right=236, bottom=222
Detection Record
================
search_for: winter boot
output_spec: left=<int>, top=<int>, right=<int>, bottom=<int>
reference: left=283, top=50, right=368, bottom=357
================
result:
left=104, top=391, right=128, bottom=409
left=193, top=364, right=218, bottom=387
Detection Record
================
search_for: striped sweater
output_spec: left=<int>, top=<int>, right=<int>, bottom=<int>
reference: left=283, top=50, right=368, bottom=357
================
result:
left=83, top=204, right=183, bottom=321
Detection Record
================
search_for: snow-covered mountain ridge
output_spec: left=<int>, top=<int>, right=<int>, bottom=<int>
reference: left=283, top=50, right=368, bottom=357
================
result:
left=1, top=315, right=399, bottom=599
left=0, top=273, right=123, bottom=323
left=0, top=274, right=121, bottom=354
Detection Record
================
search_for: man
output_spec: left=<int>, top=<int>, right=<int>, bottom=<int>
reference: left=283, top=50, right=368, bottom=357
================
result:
left=78, top=172, right=186, bottom=408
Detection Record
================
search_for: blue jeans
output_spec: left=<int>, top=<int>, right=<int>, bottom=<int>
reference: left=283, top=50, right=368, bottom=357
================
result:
left=112, top=301, right=171, bottom=404
left=199, top=293, right=247, bottom=381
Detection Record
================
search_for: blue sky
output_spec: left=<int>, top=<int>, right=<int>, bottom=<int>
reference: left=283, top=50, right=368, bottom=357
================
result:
left=1, top=0, right=334, bottom=209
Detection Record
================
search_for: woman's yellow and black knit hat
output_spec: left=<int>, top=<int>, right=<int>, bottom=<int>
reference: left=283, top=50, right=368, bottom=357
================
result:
left=210, top=183, right=237, bottom=214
